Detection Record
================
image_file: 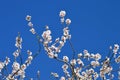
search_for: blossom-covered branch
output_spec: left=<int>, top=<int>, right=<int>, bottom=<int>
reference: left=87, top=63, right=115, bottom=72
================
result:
left=26, top=10, right=120, bottom=80
left=0, top=10, right=119, bottom=80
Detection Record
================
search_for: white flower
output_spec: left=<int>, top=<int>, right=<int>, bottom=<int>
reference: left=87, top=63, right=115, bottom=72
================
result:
left=51, top=72, right=59, bottom=78
left=94, top=53, right=101, bottom=60
left=83, top=50, right=88, bottom=54
left=91, top=61, right=99, bottom=68
left=27, top=50, right=32, bottom=56
left=68, top=35, right=71, bottom=39
left=65, top=19, right=71, bottom=25
left=16, top=36, right=22, bottom=44
left=28, top=22, right=33, bottom=27
left=62, top=64, right=68, bottom=70
left=61, top=36, right=66, bottom=43
left=26, top=15, right=31, bottom=21
left=70, top=59, right=76, bottom=65
left=78, top=53, right=83, bottom=58
left=45, top=26, right=49, bottom=30
left=113, top=44, right=119, bottom=54
left=60, top=76, right=65, bottom=80
left=46, top=30, right=51, bottom=35
left=55, top=38, right=60, bottom=42
left=54, top=53, right=58, bottom=58
left=83, top=50, right=90, bottom=58
left=28, top=56, right=33, bottom=61
left=101, top=66, right=113, bottom=74
left=18, top=69, right=25, bottom=78
left=59, top=10, right=66, bottom=17
left=13, top=51, right=19, bottom=57
left=90, top=53, right=95, bottom=58
left=81, top=71, right=87, bottom=77
left=115, top=55, right=120, bottom=63
left=59, top=41, right=64, bottom=47
left=114, top=44, right=119, bottom=49
left=47, top=35, right=52, bottom=41
left=77, top=59, right=84, bottom=66
left=21, top=64, right=26, bottom=70
left=30, top=28, right=36, bottom=34
left=12, top=62, right=20, bottom=70
left=0, top=62, right=4, bottom=72
left=4, top=57, right=10, bottom=65
left=93, top=72, right=99, bottom=79
left=63, top=27, right=69, bottom=37
left=109, top=46, right=112, bottom=50
left=74, top=67, right=81, bottom=73
left=15, top=36, right=22, bottom=48
left=42, top=30, right=52, bottom=41
left=84, top=52, right=90, bottom=58
left=48, top=52, right=54, bottom=58
left=60, top=18, right=64, bottom=23
left=51, top=45, right=56, bottom=50
left=103, top=58, right=110, bottom=65
left=63, top=56, right=69, bottom=62
left=88, top=68, right=94, bottom=74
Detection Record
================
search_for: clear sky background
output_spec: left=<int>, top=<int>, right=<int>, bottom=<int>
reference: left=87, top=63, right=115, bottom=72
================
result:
left=0, top=0, right=120, bottom=80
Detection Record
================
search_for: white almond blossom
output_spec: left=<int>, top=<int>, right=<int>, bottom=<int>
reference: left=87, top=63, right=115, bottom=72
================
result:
left=12, top=62, right=20, bottom=70
left=29, top=28, right=36, bottom=34
left=62, top=64, right=68, bottom=70
left=113, top=44, right=119, bottom=54
left=91, top=61, right=100, bottom=68
left=70, top=59, right=76, bottom=65
left=13, top=50, right=19, bottom=58
left=0, top=62, right=4, bottom=72
left=63, top=56, right=69, bottom=62
left=60, top=76, right=65, bottom=80
left=115, top=55, right=120, bottom=63
left=15, top=36, right=22, bottom=48
left=28, top=22, right=33, bottom=27
left=59, top=10, right=66, bottom=17
left=66, top=18, right=71, bottom=25
left=51, top=72, right=59, bottom=78
left=26, top=15, right=31, bottom=21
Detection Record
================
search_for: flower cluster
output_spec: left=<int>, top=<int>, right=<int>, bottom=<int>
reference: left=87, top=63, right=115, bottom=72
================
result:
left=15, top=33, right=22, bottom=49
left=25, top=11, right=72, bottom=60
left=40, top=11, right=71, bottom=59
left=26, top=15, right=36, bottom=34
left=25, top=10, right=120, bottom=80
left=38, top=11, right=120, bottom=80
left=50, top=45, right=119, bottom=80
left=0, top=57, right=10, bottom=72
left=58, top=50, right=102, bottom=80
left=0, top=32, right=40, bottom=80
left=0, top=10, right=120, bottom=80
left=41, top=26, right=71, bottom=59
left=5, top=34, right=35, bottom=80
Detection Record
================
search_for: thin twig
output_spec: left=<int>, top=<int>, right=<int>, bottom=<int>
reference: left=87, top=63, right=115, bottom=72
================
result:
left=68, top=39, right=76, bottom=59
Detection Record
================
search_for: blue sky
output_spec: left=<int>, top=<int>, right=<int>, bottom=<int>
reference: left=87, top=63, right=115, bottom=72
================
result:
left=0, top=0, right=120, bottom=80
